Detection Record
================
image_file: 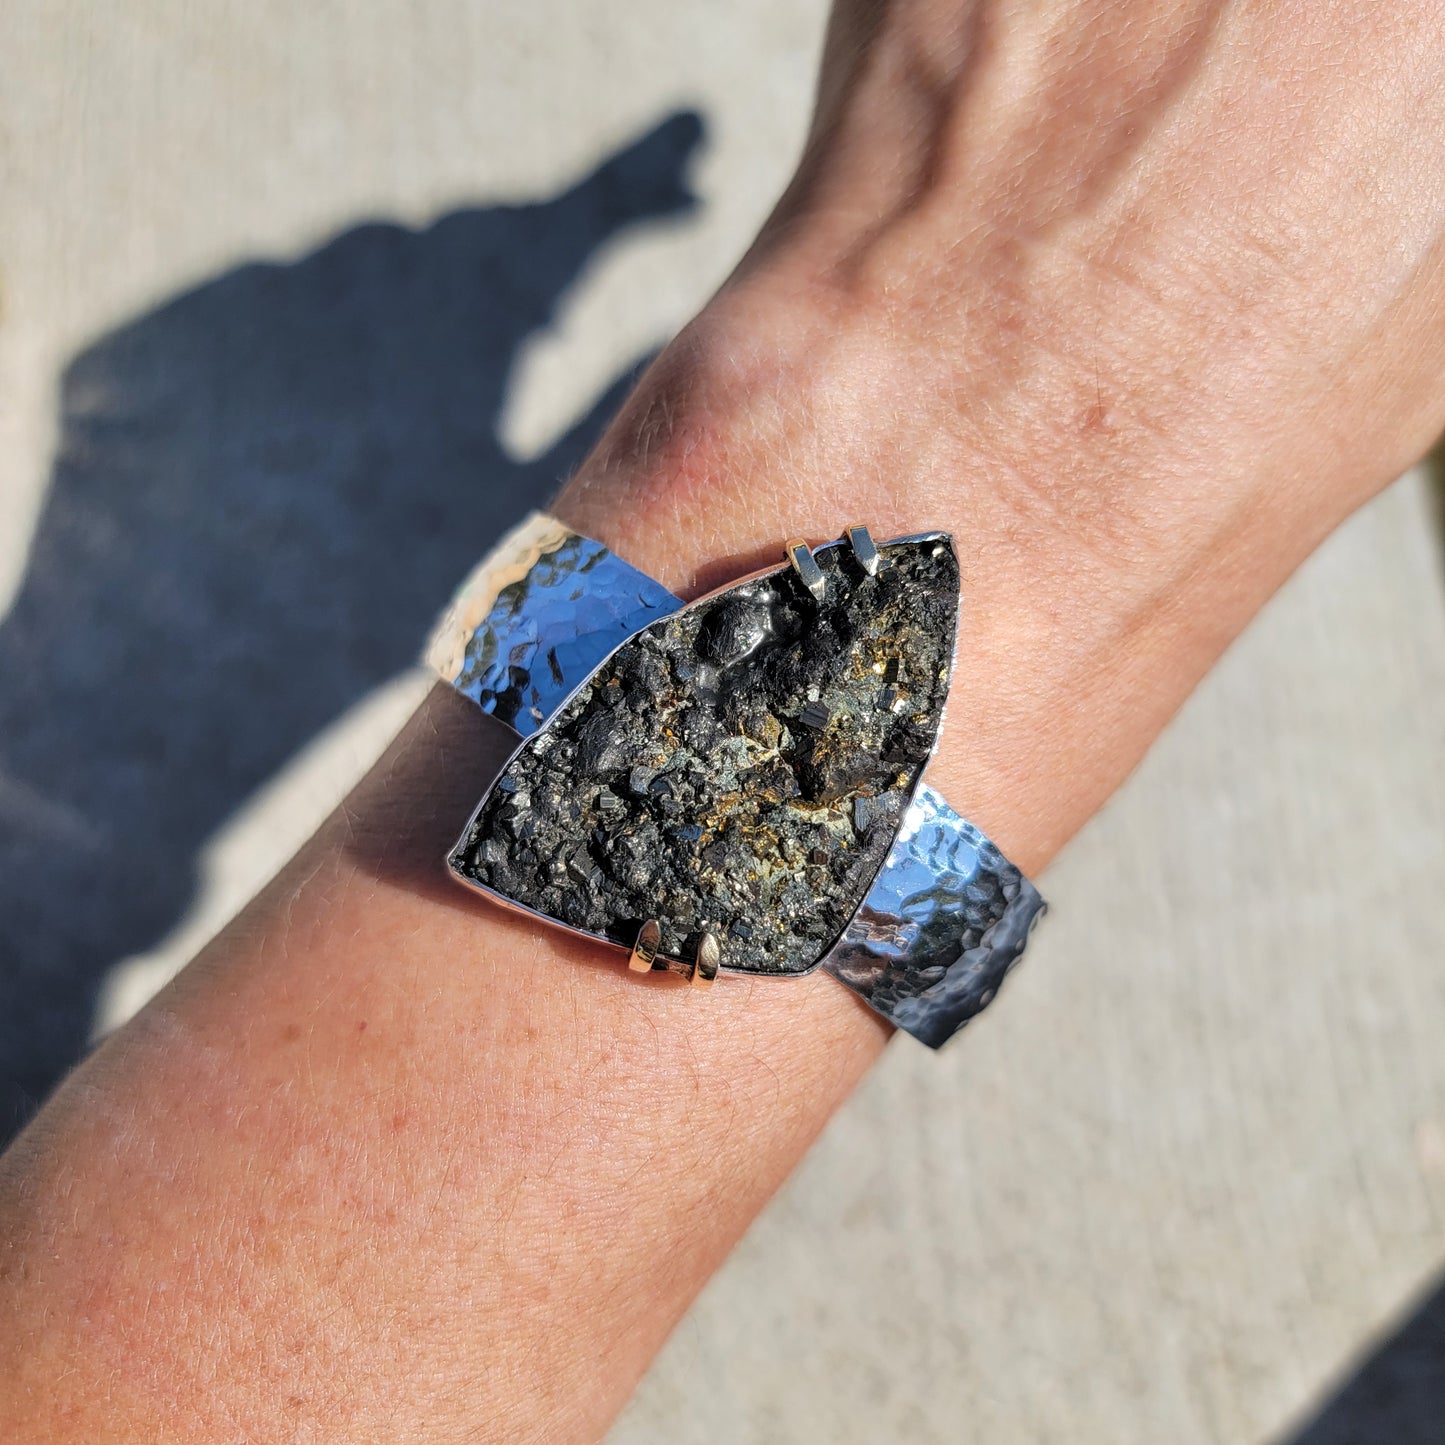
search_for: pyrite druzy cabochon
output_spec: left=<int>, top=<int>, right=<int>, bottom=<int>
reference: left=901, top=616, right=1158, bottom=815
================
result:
left=450, top=536, right=960, bottom=976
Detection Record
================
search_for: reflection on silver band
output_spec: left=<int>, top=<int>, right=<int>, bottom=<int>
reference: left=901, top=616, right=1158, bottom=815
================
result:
left=824, top=784, right=1045, bottom=1048
left=425, top=513, right=677, bottom=735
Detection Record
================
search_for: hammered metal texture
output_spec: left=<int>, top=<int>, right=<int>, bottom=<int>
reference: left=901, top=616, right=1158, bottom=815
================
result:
left=426, top=512, right=680, bottom=734
left=824, top=783, right=1045, bottom=1047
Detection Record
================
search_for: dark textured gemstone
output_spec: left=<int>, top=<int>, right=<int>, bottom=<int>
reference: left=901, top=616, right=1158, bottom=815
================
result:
left=625, top=764, right=656, bottom=796
left=573, top=713, right=628, bottom=775
left=451, top=536, right=959, bottom=976
left=567, top=849, right=601, bottom=886
left=798, top=700, right=831, bottom=731
left=697, top=596, right=773, bottom=666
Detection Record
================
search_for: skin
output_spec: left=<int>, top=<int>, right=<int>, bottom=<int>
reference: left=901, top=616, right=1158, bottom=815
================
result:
left=5, top=1, right=1445, bottom=1439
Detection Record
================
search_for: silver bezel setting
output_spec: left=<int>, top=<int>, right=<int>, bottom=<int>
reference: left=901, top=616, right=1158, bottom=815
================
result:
left=446, top=530, right=960, bottom=979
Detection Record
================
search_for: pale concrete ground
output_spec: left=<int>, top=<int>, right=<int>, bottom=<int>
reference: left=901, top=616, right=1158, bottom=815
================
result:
left=2, top=4, right=1443, bottom=1441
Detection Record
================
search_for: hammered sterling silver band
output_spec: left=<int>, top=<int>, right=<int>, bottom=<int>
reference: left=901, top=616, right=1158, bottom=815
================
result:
left=425, top=512, right=1045, bottom=1047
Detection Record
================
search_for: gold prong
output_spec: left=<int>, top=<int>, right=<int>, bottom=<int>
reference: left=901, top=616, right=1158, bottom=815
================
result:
left=785, top=539, right=826, bottom=601
left=692, top=931, right=721, bottom=990
left=844, top=523, right=880, bottom=576
left=629, top=918, right=661, bottom=973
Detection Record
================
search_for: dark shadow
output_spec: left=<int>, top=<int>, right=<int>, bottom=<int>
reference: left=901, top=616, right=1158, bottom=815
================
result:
left=1427, top=441, right=1445, bottom=584
left=1280, top=1272, right=1445, bottom=1445
left=0, top=109, right=705, bottom=1144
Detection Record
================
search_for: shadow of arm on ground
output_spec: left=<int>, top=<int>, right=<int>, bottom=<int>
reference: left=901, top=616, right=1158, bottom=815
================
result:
left=1279, top=1271, right=1445, bottom=1445
left=0, top=107, right=705, bottom=1144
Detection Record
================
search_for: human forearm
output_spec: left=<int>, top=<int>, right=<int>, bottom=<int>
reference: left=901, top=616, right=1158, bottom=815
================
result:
left=0, top=688, right=894, bottom=1441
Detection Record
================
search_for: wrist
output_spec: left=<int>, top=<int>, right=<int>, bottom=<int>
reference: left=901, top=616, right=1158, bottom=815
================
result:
left=552, top=271, right=1292, bottom=872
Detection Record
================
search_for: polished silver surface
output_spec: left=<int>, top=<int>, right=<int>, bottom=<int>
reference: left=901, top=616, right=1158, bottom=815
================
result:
left=693, top=931, right=721, bottom=989
left=426, top=511, right=679, bottom=735
left=824, top=783, right=1045, bottom=1047
left=629, top=918, right=662, bottom=973
left=786, top=538, right=827, bottom=600
left=845, top=523, right=880, bottom=576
